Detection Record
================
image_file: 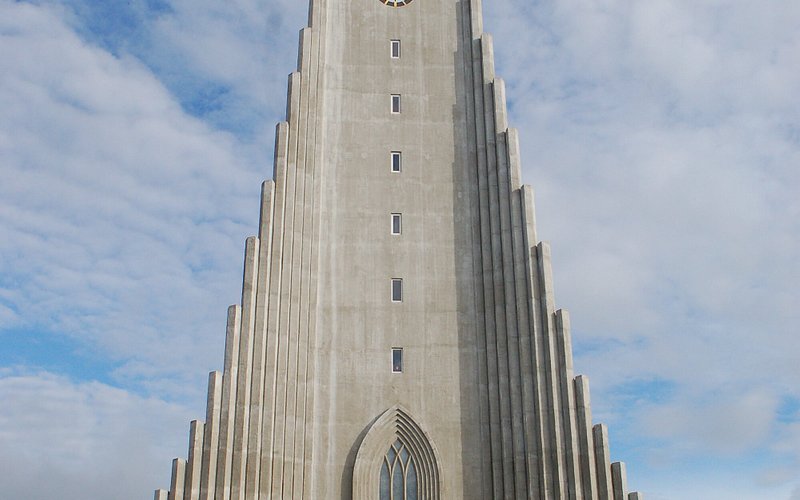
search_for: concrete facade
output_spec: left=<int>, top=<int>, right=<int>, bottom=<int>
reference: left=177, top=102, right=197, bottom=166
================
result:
left=154, top=0, right=639, bottom=498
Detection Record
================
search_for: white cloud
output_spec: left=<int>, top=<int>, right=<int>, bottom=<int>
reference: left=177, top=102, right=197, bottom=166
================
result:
left=0, top=0, right=798, bottom=498
left=633, top=480, right=796, bottom=500
left=0, top=3, right=311, bottom=496
left=0, top=0, right=264, bottom=398
left=0, top=302, right=18, bottom=328
left=485, top=0, right=800, bottom=494
left=0, top=369, right=189, bottom=500
left=136, top=0, right=307, bottom=134
left=637, top=389, right=779, bottom=456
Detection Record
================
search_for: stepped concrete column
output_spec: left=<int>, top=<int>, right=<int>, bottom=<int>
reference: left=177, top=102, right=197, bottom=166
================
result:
left=167, top=458, right=186, bottom=500
left=184, top=420, right=205, bottom=500
left=611, top=462, right=628, bottom=500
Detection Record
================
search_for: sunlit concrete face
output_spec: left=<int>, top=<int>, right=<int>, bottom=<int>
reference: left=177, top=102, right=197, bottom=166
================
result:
left=154, top=1, right=641, bottom=499
left=315, top=0, right=480, bottom=497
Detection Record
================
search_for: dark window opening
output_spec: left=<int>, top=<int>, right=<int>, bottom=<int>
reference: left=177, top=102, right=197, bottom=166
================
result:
left=392, top=348, right=403, bottom=373
left=391, top=151, right=402, bottom=172
left=391, top=279, right=402, bottom=302
left=391, top=214, right=402, bottom=235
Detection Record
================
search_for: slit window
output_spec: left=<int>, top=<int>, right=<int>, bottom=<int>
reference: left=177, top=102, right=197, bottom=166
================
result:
left=391, top=214, right=402, bottom=235
left=391, top=279, right=403, bottom=302
left=391, top=151, right=402, bottom=172
left=390, top=40, right=401, bottom=59
left=391, top=94, right=401, bottom=114
left=392, top=348, right=403, bottom=373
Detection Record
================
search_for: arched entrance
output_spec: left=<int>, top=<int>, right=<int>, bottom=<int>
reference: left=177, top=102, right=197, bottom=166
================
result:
left=351, top=406, right=441, bottom=500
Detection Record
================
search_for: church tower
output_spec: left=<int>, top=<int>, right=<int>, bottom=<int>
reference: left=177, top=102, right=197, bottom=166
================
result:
left=154, top=0, right=641, bottom=499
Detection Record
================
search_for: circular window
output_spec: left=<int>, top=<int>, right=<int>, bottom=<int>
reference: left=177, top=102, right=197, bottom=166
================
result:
left=379, top=0, right=414, bottom=6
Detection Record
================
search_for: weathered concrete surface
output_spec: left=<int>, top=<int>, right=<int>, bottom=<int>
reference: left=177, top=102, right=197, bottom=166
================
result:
left=153, top=0, right=639, bottom=498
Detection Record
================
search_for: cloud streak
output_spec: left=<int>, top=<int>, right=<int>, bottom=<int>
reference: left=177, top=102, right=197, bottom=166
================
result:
left=0, top=369, right=188, bottom=499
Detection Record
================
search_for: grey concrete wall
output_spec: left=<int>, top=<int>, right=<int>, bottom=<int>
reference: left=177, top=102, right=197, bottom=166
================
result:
left=153, top=0, right=641, bottom=499
left=314, top=0, right=482, bottom=498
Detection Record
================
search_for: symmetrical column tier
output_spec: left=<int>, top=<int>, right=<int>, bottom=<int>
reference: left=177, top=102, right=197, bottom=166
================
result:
left=155, top=0, right=639, bottom=498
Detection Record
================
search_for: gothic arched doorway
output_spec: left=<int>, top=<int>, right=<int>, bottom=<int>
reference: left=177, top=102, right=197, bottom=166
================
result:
left=352, top=406, right=440, bottom=500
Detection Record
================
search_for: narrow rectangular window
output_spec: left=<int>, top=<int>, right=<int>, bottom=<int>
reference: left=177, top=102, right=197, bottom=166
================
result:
left=391, top=213, right=402, bottom=235
left=392, top=348, right=403, bottom=373
left=391, top=278, right=403, bottom=302
left=391, top=151, right=402, bottom=172
left=391, top=94, right=401, bottom=114
left=391, top=40, right=401, bottom=59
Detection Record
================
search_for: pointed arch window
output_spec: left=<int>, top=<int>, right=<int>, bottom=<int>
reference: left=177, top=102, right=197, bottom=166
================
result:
left=379, top=439, right=418, bottom=500
left=352, top=406, right=440, bottom=500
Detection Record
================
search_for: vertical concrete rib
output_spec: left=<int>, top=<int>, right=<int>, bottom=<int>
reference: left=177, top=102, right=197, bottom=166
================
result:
left=294, top=22, right=322, bottom=499
left=168, top=458, right=186, bottom=500
left=492, top=77, right=527, bottom=498
left=520, top=185, right=537, bottom=247
left=521, top=188, right=551, bottom=499
left=556, top=310, right=583, bottom=499
left=593, top=424, right=614, bottom=500
left=184, top=420, right=204, bottom=500
left=230, top=236, right=260, bottom=500
left=299, top=181, right=321, bottom=498
left=199, top=372, right=222, bottom=500
left=243, top=180, right=276, bottom=497
left=611, top=462, right=628, bottom=500
left=471, top=33, right=503, bottom=500
left=537, top=242, right=566, bottom=497
left=215, top=305, right=242, bottom=500
left=155, top=490, right=168, bottom=500
left=507, top=128, right=524, bottom=189
left=258, top=120, right=291, bottom=498
left=283, top=26, right=315, bottom=496
left=281, top=28, right=312, bottom=498
left=470, top=0, right=484, bottom=36
left=270, top=70, right=303, bottom=500
left=300, top=5, right=327, bottom=496
left=508, top=131, right=539, bottom=497
left=628, top=493, right=643, bottom=500
left=480, top=33, right=515, bottom=500
left=462, top=0, right=492, bottom=495
left=574, top=376, right=598, bottom=500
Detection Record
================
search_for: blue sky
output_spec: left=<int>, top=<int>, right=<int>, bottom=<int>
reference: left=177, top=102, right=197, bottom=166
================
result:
left=1, top=0, right=799, bottom=498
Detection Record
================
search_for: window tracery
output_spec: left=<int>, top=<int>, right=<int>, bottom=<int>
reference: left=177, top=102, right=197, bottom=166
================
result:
left=379, top=439, right=418, bottom=500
